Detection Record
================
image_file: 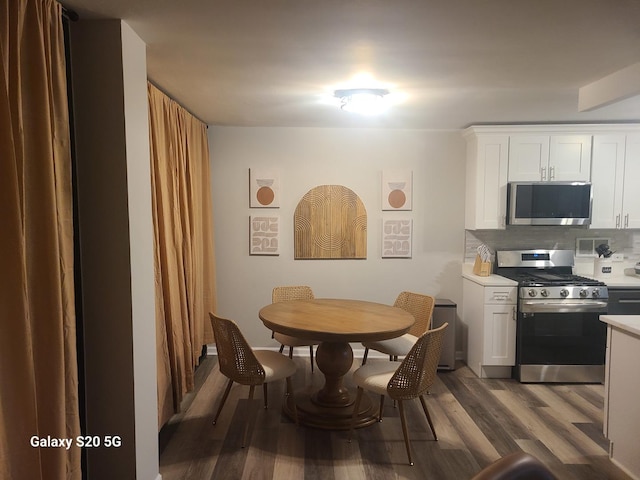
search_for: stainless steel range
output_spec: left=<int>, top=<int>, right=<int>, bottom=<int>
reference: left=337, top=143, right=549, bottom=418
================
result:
left=496, top=249, right=608, bottom=383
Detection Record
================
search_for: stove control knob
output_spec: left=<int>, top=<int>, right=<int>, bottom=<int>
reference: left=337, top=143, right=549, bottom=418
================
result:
left=528, top=289, right=537, bottom=297
left=540, top=289, right=549, bottom=297
left=592, top=289, right=600, bottom=298
left=580, top=288, right=589, bottom=298
left=560, top=288, right=570, bottom=298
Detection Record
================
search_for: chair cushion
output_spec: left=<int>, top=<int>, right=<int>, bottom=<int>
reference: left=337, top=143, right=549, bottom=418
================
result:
left=352, top=362, right=398, bottom=396
left=274, top=332, right=319, bottom=347
left=254, top=350, right=297, bottom=382
left=362, top=333, right=418, bottom=357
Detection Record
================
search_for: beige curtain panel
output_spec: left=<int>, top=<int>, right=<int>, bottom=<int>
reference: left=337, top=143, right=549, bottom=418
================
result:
left=0, top=0, right=81, bottom=478
left=148, top=82, right=217, bottom=428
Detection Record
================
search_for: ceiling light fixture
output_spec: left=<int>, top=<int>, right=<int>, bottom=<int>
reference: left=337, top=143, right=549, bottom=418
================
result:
left=334, top=88, right=390, bottom=115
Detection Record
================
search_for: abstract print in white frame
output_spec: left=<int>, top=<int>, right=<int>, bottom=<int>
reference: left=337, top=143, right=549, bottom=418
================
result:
left=250, top=216, right=279, bottom=255
left=382, top=218, right=412, bottom=258
left=249, top=168, right=280, bottom=208
left=382, top=169, right=412, bottom=211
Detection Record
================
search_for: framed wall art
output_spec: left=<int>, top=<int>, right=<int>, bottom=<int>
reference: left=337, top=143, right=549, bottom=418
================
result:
left=382, top=170, right=412, bottom=211
left=249, top=216, right=280, bottom=255
left=382, top=218, right=412, bottom=258
left=249, top=168, right=280, bottom=208
left=294, top=185, right=367, bottom=259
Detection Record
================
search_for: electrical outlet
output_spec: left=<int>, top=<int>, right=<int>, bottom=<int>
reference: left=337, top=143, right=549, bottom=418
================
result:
left=612, top=253, right=624, bottom=262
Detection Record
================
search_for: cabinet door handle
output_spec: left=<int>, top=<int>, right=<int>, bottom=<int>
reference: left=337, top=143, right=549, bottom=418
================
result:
left=512, top=306, right=517, bottom=321
left=549, top=166, right=555, bottom=180
left=616, top=214, right=621, bottom=229
left=541, top=166, right=547, bottom=181
left=625, top=214, right=629, bottom=228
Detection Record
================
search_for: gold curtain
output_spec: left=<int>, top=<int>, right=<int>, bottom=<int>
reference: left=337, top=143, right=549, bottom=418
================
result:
left=0, top=0, right=81, bottom=478
left=148, top=82, right=217, bottom=428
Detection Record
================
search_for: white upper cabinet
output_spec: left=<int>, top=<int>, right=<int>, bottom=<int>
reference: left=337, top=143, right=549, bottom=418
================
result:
left=465, top=125, right=639, bottom=231
left=590, top=135, right=625, bottom=229
left=623, top=135, right=640, bottom=229
left=507, top=135, right=549, bottom=181
left=464, top=132, right=509, bottom=230
left=591, top=133, right=640, bottom=229
left=508, top=134, right=592, bottom=182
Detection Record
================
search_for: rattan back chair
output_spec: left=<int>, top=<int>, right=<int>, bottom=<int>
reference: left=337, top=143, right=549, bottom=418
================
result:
left=271, top=286, right=319, bottom=372
left=210, top=313, right=298, bottom=447
left=361, top=291, right=436, bottom=364
left=349, top=322, right=448, bottom=466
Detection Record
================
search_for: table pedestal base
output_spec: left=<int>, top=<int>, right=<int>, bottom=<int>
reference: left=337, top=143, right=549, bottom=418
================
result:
left=283, top=340, right=380, bottom=429
left=284, top=391, right=379, bottom=430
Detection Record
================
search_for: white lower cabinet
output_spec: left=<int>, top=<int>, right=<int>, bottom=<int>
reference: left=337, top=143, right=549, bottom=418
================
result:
left=601, top=320, right=640, bottom=479
left=464, top=279, right=517, bottom=378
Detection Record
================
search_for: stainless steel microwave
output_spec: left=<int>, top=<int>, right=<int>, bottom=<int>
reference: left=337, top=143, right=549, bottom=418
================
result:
left=507, top=182, right=592, bottom=226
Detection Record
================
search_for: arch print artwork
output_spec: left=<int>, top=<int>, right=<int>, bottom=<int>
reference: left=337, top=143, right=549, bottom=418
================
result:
left=294, top=185, right=367, bottom=259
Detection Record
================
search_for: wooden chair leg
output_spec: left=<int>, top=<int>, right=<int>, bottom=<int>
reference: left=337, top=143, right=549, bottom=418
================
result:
left=213, top=378, right=233, bottom=425
left=242, top=385, right=256, bottom=448
left=309, top=345, right=314, bottom=373
left=397, top=400, right=414, bottom=466
left=263, top=383, right=268, bottom=409
left=279, top=344, right=285, bottom=354
left=348, top=387, right=364, bottom=442
left=286, top=376, right=299, bottom=426
left=362, top=347, right=369, bottom=365
left=419, top=394, right=438, bottom=440
left=378, top=395, right=385, bottom=422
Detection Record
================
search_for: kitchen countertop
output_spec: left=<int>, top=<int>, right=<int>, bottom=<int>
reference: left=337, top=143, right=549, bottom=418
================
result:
left=600, top=315, right=640, bottom=337
left=462, top=263, right=640, bottom=288
left=599, top=271, right=640, bottom=288
left=461, top=263, right=517, bottom=287
left=575, top=262, right=640, bottom=287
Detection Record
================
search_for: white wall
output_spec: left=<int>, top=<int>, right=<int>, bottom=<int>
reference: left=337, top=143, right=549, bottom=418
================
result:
left=121, top=22, right=160, bottom=480
left=70, top=19, right=159, bottom=480
left=209, top=126, right=466, bottom=351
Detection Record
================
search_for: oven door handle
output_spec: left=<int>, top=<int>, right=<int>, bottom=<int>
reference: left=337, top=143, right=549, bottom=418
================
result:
left=519, top=300, right=609, bottom=313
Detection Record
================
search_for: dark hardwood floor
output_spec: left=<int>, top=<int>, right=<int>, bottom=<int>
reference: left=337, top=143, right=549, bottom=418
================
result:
left=159, top=355, right=631, bottom=480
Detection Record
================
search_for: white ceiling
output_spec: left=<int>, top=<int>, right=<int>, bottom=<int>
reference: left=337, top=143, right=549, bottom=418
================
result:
left=62, top=0, right=640, bottom=129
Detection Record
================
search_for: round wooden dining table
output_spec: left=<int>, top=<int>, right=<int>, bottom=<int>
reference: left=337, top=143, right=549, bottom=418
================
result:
left=258, top=298, right=414, bottom=429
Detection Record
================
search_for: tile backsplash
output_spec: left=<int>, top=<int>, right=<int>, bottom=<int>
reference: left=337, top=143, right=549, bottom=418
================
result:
left=464, top=227, right=640, bottom=267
